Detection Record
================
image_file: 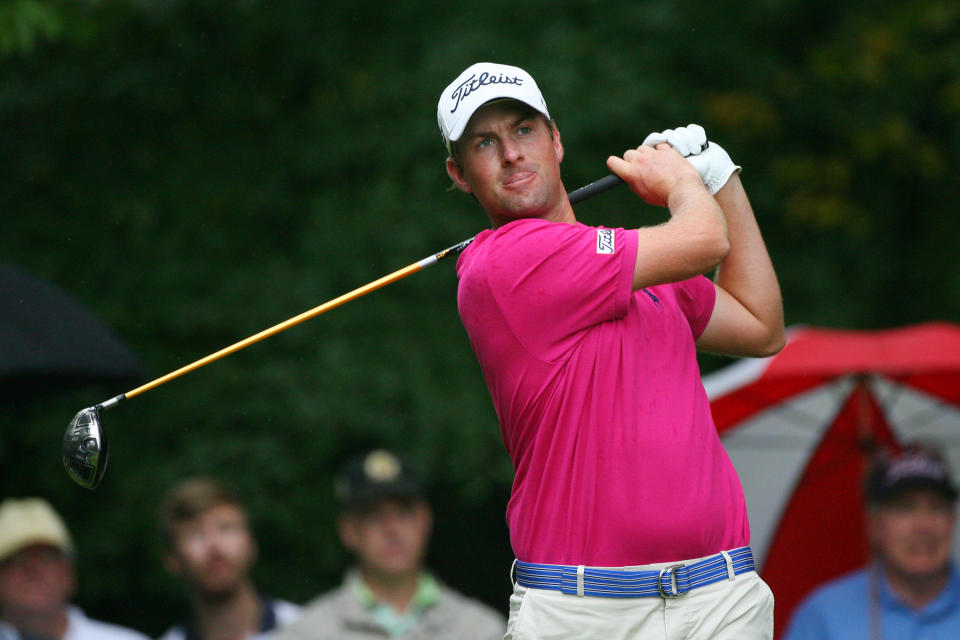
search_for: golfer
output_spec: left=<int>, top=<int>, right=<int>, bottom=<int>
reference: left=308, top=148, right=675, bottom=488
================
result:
left=438, top=62, right=785, bottom=639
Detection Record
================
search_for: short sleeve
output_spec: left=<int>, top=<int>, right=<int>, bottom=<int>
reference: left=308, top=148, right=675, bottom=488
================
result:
left=485, top=220, right=637, bottom=360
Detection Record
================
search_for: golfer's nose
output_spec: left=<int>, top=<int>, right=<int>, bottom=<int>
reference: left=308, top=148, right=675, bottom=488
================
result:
left=501, top=138, right=524, bottom=164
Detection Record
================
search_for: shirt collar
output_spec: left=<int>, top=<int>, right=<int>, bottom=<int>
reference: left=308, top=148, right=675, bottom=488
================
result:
left=348, top=569, right=439, bottom=611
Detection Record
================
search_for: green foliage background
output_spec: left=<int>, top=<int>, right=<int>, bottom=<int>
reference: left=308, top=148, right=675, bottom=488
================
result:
left=1, top=0, right=958, bottom=634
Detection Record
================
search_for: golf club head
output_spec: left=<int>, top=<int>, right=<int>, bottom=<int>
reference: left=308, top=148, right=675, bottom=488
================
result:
left=62, top=406, right=109, bottom=489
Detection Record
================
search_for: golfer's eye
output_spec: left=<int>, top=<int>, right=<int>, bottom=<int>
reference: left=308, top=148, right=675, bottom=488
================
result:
left=517, top=125, right=532, bottom=135
left=476, top=138, right=493, bottom=150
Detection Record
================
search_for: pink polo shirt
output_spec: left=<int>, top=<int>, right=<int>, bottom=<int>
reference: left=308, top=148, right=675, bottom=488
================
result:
left=456, top=218, right=749, bottom=566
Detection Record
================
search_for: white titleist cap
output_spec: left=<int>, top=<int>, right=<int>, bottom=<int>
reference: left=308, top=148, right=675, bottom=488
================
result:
left=437, top=62, right=550, bottom=153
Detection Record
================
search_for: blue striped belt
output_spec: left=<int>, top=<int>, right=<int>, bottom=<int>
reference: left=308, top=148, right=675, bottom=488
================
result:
left=514, top=546, right=756, bottom=599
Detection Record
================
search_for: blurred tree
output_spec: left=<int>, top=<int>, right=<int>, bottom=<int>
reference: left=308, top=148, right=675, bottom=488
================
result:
left=0, top=0, right=63, bottom=57
left=0, top=0, right=957, bottom=636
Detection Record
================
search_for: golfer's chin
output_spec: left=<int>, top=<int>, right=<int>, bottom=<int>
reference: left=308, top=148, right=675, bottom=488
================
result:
left=486, top=188, right=553, bottom=221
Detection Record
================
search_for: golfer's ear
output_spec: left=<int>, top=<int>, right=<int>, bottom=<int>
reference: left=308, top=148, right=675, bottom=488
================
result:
left=552, top=124, right=564, bottom=164
left=446, top=157, right=471, bottom=194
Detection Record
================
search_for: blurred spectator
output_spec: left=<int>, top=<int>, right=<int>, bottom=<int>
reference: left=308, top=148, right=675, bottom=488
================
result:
left=0, top=621, right=47, bottom=640
left=783, top=444, right=960, bottom=639
left=0, top=621, right=16, bottom=640
left=158, top=476, right=300, bottom=640
left=0, top=497, right=150, bottom=640
left=276, top=449, right=505, bottom=640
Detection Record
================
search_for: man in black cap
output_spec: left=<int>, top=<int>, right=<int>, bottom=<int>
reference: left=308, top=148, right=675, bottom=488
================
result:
left=784, top=443, right=960, bottom=639
left=276, top=450, right=504, bottom=640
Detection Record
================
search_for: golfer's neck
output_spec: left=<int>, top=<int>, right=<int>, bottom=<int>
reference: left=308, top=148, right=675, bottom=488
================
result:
left=488, top=198, right=577, bottom=229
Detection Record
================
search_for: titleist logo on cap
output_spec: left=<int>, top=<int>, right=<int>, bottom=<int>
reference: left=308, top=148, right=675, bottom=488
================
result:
left=437, top=63, right=549, bottom=151
left=447, top=71, right=524, bottom=114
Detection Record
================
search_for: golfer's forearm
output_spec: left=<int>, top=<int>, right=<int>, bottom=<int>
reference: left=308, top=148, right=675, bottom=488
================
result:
left=632, top=181, right=729, bottom=290
left=712, top=176, right=785, bottom=350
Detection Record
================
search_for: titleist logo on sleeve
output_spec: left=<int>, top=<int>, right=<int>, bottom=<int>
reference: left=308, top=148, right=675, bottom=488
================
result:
left=448, top=72, right=523, bottom=114
left=596, top=229, right=615, bottom=254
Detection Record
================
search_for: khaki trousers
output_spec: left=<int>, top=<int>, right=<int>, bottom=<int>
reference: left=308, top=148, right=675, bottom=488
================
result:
left=505, top=559, right=773, bottom=640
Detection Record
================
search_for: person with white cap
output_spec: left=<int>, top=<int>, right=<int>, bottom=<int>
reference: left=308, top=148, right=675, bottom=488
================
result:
left=783, top=443, right=960, bottom=640
left=438, top=62, right=784, bottom=639
left=0, top=497, right=149, bottom=640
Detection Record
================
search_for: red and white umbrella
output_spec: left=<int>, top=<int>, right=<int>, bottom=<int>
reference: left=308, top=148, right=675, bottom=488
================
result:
left=703, top=322, right=960, bottom=638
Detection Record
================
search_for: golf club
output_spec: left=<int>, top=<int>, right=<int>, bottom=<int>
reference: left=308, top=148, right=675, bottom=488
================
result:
left=62, top=174, right=625, bottom=489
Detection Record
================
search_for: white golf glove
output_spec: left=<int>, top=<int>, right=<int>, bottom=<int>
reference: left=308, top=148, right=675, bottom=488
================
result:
left=642, top=124, right=741, bottom=195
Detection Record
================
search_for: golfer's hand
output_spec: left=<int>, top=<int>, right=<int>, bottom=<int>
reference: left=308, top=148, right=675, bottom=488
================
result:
left=643, top=124, right=741, bottom=195
left=606, top=143, right=705, bottom=208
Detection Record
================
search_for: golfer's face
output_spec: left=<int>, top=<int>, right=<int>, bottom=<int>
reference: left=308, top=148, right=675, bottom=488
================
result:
left=453, top=101, right=564, bottom=224
left=873, top=489, right=955, bottom=578
left=169, top=504, right=256, bottom=597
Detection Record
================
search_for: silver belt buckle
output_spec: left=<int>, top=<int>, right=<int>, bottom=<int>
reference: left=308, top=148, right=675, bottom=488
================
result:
left=657, top=563, right=687, bottom=599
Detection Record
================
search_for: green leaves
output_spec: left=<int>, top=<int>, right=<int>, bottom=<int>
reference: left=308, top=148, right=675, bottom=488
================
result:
left=0, top=0, right=63, bottom=57
left=1, top=0, right=959, bottom=633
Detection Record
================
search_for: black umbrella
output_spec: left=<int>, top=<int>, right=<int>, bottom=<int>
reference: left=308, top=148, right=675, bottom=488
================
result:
left=0, top=264, right=144, bottom=398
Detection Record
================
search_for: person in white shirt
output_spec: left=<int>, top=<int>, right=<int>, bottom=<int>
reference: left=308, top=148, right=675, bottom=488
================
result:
left=0, top=497, right=150, bottom=640
left=157, top=476, right=300, bottom=640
